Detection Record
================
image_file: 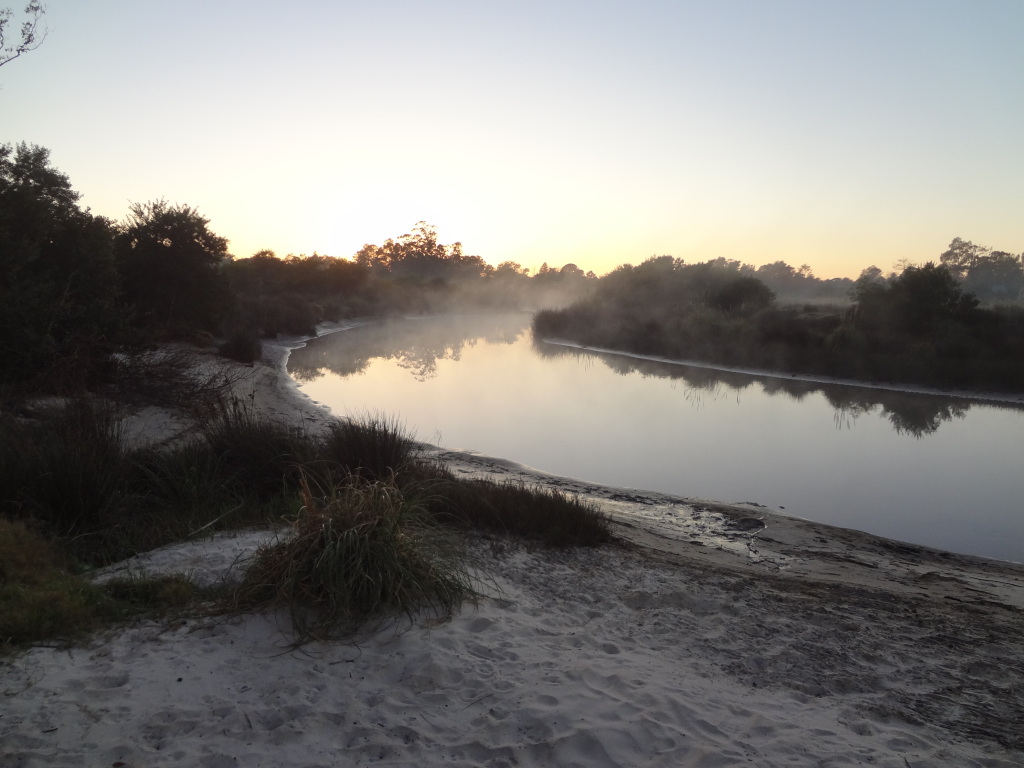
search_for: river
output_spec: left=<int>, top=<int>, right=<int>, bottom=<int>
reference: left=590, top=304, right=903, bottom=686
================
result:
left=288, top=314, right=1024, bottom=563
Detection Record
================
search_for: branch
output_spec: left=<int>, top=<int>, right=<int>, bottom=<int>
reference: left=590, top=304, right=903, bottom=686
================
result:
left=0, top=2, right=47, bottom=69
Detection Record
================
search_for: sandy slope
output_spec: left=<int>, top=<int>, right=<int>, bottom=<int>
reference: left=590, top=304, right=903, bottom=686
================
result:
left=2, top=337, right=1023, bottom=767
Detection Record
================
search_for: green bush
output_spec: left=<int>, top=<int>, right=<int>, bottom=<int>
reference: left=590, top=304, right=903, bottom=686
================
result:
left=0, top=518, right=107, bottom=649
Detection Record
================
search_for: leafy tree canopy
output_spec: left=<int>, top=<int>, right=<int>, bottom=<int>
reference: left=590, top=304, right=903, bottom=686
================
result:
left=852, top=262, right=978, bottom=333
left=118, top=200, right=232, bottom=335
left=354, top=222, right=491, bottom=280
left=0, top=143, right=120, bottom=386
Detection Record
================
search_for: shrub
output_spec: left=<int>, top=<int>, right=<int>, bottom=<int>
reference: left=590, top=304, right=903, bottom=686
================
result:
left=232, top=474, right=476, bottom=641
left=234, top=294, right=321, bottom=338
left=532, top=308, right=571, bottom=339
left=105, top=345, right=246, bottom=416
left=116, top=441, right=268, bottom=559
left=709, top=276, right=775, bottom=315
left=219, top=326, right=262, bottom=363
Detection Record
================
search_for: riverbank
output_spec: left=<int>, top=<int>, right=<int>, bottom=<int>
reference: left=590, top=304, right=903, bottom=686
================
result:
left=3, top=339, right=1024, bottom=767
left=543, top=337, right=1024, bottom=406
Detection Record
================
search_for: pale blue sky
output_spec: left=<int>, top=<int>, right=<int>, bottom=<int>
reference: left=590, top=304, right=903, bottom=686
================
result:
left=4, top=1, right=1022, bottom=277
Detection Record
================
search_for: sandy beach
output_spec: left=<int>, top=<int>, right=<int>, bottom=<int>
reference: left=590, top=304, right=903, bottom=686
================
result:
left=3, top=338, right=1024, bottom=767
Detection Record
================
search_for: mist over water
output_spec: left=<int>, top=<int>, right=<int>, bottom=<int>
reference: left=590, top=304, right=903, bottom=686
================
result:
left=289, top=314, right=1024, bottom=563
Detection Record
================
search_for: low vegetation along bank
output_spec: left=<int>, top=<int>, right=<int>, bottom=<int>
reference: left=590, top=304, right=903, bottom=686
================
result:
left=0, top=396, right=610, bottom=652
left=533, top=256, right=1024, bottom=392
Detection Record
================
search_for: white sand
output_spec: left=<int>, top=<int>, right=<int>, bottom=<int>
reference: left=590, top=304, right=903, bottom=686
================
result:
left=3, top=339, right=1024, bottom=767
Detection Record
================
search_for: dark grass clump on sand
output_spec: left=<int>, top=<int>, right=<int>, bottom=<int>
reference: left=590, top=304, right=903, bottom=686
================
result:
left=230, top=474, right=478, bottom=642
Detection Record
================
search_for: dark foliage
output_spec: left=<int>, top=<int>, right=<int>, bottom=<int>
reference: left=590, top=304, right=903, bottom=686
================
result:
left=218, top=325, right=263, bottom=363
left=234, top=293, right=321, bottom=338
left=197, top=399, right=314, bottom=498
left=420, top=471, right=611, bottom=548
left=317, top=414, right=417, bottom=482
left=0, top=143, right=123, bottom=389
left=0, top=399, right=127, bottom=536
left=118, top=200, right=234, bottom=336
left=533, top=257, right=1024, bottom=392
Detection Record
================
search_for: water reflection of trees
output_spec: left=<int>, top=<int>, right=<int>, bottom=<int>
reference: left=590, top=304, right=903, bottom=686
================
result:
left=533, top=340, right=1016, bottom=438
left=823, top=390, right=971, bottom=437
left=288, top=315, right=529, bottom=383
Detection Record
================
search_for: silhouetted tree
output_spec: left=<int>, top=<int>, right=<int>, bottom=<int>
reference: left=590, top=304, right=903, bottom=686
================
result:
left=0, top=143, right=120, bottom=385
left=851, top=262, right=978, bottom=336
left=709, top=275, right=774, bottom=315
left=354, top=222, right=488, bottom=280
left=939, top=237, right=989, bottom=279
left=963, top=251, right=1024, bottom=303
left=849, top=265, right=887, bottom=309
left=118, top=200, right=232, bottom=335
left=494, top=261, right=529, bottom=277
left=888, top=263, right=978, bottom=331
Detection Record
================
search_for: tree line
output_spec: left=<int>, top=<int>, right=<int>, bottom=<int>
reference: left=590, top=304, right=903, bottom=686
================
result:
left=5, top=139, right=1021, bottom=394
left=0, top=143, right=594, bottom=391
left=533, top=254, right=1024, bottom=392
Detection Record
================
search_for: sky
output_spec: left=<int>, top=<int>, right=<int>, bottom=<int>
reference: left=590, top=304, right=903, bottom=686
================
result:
left=3, top=1, right=1023, bottom=279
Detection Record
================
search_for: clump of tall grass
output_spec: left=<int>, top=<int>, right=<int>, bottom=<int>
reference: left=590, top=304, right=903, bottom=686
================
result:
left=0, top=399, right=129, bottom=536
left=421, top=471, right=612, bottom=548
left=318, top=412, right=417, bottom=481
left=199, top=397, right=314, bottom=497
left=232, top=474, right=477, bottom=642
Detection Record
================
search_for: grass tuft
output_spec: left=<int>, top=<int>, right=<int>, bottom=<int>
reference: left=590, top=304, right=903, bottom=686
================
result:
left=232, top=474, right=476, bottom=642
left=199, top=398, right=313, bottom=496
left=421, top=472, right=612, bottom=547
left=318, top=412, right=417, bottom=481
left=0, top=399, right=129, bottom=535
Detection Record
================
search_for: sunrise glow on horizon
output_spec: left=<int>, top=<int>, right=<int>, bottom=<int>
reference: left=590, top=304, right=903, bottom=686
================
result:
left=4, top=1, right=1022, bottom=280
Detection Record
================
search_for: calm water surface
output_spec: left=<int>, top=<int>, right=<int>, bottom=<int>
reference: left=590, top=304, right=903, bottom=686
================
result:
left=289, top=315, right=1024, bottom=563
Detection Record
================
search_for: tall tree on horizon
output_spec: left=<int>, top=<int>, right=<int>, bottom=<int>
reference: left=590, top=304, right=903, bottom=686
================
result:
left=118, top=200, right=233, bottom=335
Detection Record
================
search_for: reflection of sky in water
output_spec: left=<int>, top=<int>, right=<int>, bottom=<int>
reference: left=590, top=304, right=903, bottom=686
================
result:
left=290, top=316, right=1024, bottom=563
